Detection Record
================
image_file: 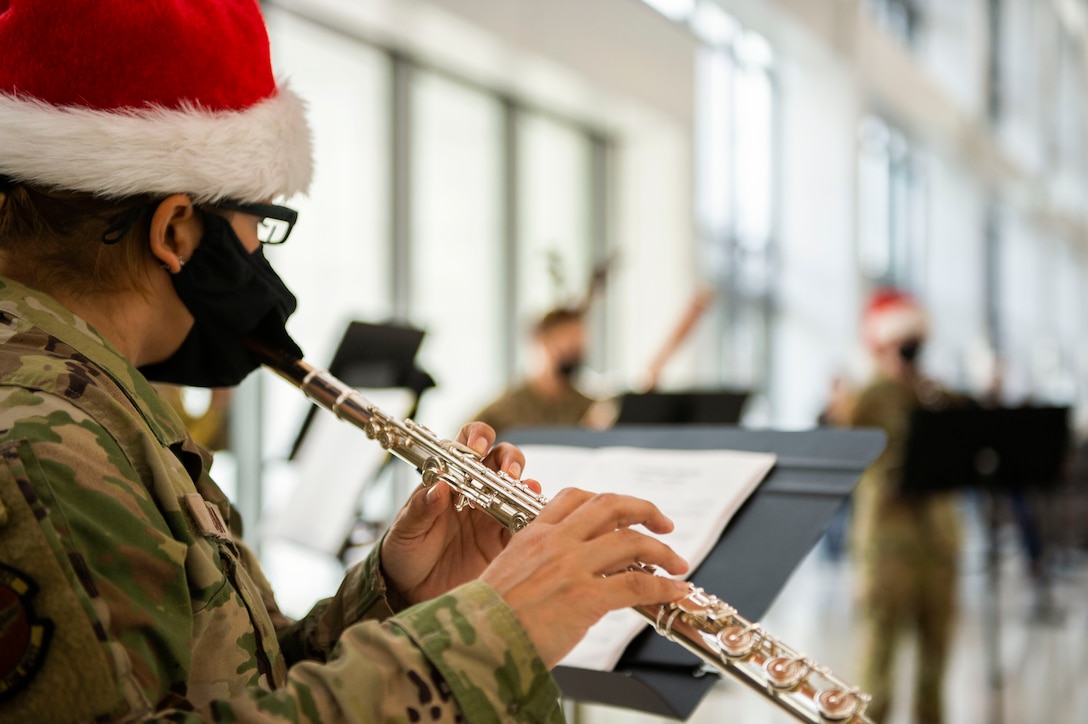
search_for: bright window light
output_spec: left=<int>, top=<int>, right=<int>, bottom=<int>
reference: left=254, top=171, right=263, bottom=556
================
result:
left=691, top=2, right=739, bottom=45
left=639, top=0, right=695, bottom=23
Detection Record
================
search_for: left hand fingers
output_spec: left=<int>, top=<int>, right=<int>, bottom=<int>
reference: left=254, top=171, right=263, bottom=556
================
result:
left=458, top=421, right=495, bottom=455
left=391, top=482, right=451, bottom=538
left=458, top=421, right=526, bottom=479
left=481, top=442, right=525, bottom=479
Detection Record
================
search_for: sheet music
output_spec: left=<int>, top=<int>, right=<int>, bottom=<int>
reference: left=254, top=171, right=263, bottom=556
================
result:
left=519, top=444, right=777, bottom=672
left=263, top=388, right=417, bottom=555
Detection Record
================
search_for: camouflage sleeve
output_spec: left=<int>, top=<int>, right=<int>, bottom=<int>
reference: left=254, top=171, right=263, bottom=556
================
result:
left=270, top=529, right=566, bottom=722
left=0, top=389, right=562, bottom=723
left=273, top=539, right=400, bottom=665
left=163, top=581, right=564, bottom=724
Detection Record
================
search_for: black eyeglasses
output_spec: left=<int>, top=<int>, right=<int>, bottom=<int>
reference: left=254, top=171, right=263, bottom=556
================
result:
left=214, top=200, right=299, bottom=245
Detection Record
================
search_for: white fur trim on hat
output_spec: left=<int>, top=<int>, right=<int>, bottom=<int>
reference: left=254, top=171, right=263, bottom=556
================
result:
left=0, top=82, right=312, bottom=203
left=866, top=304, right=928, bottom=347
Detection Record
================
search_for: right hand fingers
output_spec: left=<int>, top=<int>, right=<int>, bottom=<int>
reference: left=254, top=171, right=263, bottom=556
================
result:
left=593, top=570, right=692, bottom=612
left=482, top=488, right=691, bottom=668
left=526, top=488, right=690, bottom=588
left=538, top=488, right=676, bottom=539
left=583, top=527, right=689, bottom=578
left=532, top=487, right=595, bottom=524
left=483, top=526, right=691, bottom=668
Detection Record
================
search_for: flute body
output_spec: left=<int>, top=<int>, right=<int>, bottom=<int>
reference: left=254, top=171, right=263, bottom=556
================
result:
left=254, top=345, right=872, bottom=723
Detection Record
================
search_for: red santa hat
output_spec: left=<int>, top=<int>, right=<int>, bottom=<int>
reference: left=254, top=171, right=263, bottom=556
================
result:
left=0, top=0, right=312, bottom=204
left=862, top=288, right=928, bottom=349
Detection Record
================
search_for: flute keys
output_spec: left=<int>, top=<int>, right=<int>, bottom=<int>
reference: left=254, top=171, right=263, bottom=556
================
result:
left=508, top=512, right=529, bottom=533
left=763, top=656, right=807, bottom=690
left=717, top=624, right=758, bottom=658
left=815, top=688, right=862, bottom=721
left=421, top=458, right=448, bottom=487
left=442, top=439, right=482, bottom=460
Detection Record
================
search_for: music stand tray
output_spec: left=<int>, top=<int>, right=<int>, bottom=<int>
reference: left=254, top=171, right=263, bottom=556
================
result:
left=505, top=425, right=885, bottom=719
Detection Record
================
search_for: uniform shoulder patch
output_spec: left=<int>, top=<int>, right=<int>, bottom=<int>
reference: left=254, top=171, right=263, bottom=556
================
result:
left=0, top=563, right=53, bottom=702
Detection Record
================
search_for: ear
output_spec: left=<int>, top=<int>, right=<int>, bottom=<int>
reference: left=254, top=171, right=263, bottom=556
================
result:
left=148, top=194, right=201, bottom=273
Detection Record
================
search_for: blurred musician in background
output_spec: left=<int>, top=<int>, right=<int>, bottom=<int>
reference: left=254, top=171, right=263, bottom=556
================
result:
left=471, top=306, right=600, bottom=437
left=846, top=289, right=964, bottom=724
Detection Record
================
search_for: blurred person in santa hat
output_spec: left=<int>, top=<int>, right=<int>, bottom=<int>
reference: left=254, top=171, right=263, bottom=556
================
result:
left=846, top=288, right=966, bottom=724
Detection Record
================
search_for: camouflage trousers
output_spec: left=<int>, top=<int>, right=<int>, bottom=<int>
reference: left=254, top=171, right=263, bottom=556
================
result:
left=858, top=554, right=957, bottom=724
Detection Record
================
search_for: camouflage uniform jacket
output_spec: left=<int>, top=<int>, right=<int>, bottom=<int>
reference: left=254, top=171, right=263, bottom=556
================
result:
left=472, top=384, right=594, bottom=438
left=848, top=374, right=963, bottom=569
left=0, top=277, right=562, bottom=723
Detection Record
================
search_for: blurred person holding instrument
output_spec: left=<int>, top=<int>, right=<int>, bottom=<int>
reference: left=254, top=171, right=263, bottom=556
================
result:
left=471, top=306, right=600, bottom=437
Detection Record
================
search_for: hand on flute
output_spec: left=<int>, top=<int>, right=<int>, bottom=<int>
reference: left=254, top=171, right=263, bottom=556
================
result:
left=480, top=487, right=690, bottom=669
left=381, top=421, right=534, bottom=606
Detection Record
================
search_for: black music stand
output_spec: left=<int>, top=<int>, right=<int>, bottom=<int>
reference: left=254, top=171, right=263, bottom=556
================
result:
left=284, top=321, right=435, bottom=559
left=615, top=389, right=749, bottom=425
left=504, top=425, right=885, bottom=719
left=289, top=321, right=435, bottom=460
left=900, top=406, right=1070, bottom=724
left=901, top=406, right=1069, bottom=496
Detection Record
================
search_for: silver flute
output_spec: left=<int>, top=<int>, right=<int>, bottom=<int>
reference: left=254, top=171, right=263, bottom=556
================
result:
left=252, top=343, right=872, bottom=723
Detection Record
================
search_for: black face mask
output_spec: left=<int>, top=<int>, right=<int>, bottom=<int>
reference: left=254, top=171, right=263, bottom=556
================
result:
left=898, top=338, right=923, bottom=364
left=556, top=356, right=584, bottom=381
left=139, top=212, right=303, bottom=388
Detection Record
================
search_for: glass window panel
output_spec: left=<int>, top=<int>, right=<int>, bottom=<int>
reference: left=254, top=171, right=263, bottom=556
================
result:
left=263, top=9, right=391, bottom=455
left=696, top=47, right=734, bottom=245
left=410, top=72, right=504, bottom=435
left=720, top=301, right=767, bottom=389
left=257, top=8, right=391, bottom=616
left=691, top=1, right=739, bottom=46
left=737, top=250, right=772, bottom=295
left=997, top=216, right=1039, bottom=401
left=889, top=156, right=912, bottom=283
left=858, top=117, right=892, bottom=280
left=736, top=30, right=774, bottom=68
left=517, top=113, right=593, bottom=366
left=867, top=0, right=922, bottom=46
left=639, top=0, right=695, bottom=22
left=734, top=65, right=774, bottom=250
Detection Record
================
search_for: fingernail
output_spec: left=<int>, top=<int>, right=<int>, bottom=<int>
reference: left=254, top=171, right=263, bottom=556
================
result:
left=424, top=486, right=439, bottom=505
left=508, top=462, right=522, bottom=479
left=470, top=437, right=488, bottom=456
left=674, top=580, right=692, bottom=591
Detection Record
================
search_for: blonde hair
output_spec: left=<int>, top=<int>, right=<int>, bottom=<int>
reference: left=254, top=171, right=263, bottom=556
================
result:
left=0, top=180, right=157, bottom=298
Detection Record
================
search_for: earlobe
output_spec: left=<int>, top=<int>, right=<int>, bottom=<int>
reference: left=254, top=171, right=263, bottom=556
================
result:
left=149, top=194, right=201, bottom=273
